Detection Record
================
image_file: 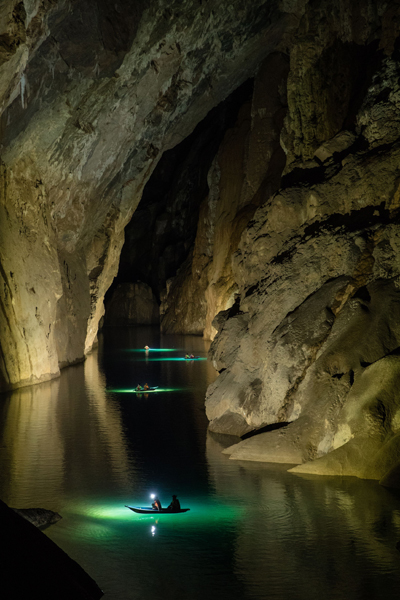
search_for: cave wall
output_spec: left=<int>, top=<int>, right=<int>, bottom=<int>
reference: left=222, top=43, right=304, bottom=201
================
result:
left=205, top=2, right=400, bottom=482
left=153, top=52, right=288, bottom=338
left=104, top=281, right=159, bottom=326
left=105, top=79, right=254, bottom=329
left=0, top=0, right=293, bottom=391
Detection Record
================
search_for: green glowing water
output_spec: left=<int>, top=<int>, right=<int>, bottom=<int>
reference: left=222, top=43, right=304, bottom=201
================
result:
left=126, top=348, right=180, bottom=352
left=107, top=388, right=181, bottom=393
left=1, top=327, right=400, bottom=600
left=140, top=357, right=207, bottom=362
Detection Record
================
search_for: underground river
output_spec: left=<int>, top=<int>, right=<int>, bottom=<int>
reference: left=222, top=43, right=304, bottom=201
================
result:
left=1, top=326, right=400, bottom=599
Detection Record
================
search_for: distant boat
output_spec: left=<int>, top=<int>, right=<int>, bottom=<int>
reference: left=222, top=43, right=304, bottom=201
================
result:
left=184, top=356, right=200, bottom=360
left=125, top=505, right=190, bottom=515
left=134, top=386, right=159, bottom=392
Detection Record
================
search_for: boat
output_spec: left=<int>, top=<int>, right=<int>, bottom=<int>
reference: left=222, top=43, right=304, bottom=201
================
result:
left=134, top=386, right=159, bottom=392
left=125, top=505, right=190, bottom=514
left=184, top=356, right=200, bottom=360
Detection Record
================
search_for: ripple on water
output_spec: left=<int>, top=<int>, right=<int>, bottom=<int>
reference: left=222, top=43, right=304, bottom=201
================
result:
left=2, top=329, right=400, bottom=600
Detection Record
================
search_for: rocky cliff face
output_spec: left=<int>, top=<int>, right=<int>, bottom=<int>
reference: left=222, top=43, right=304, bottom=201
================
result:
left=205, top=3, right=400, bottom=483
left=159, top=52, right=288, bottom=338
left=107, top=79, right=254, bottom=330
left=0, top=0, right=293, bottom=390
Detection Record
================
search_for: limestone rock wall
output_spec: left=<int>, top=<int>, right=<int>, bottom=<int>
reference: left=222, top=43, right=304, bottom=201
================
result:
left=0, top=0, right=294, bottom=391
left=206, top=4, right=400, bottom=482
left=109, top=81, right=248, bottom=325
left=160, top=52, right=289, bottom=339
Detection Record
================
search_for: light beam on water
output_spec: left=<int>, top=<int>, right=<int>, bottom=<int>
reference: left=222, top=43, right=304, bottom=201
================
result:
left=1, top=327, right=400, bottom=600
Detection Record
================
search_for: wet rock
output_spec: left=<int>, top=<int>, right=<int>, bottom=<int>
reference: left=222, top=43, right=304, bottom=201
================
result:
left=12, top=507, right=62, bottom=529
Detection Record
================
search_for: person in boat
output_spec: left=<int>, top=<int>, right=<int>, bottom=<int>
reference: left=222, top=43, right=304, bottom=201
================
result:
left=185, top=354, right=190, bottom=359
left=167, top=495, right=181, bottom=511
left=136, top=384, right=143, bottom=391
left=190, top=354, right=195, bottom=359
left=143, top=383, right=149, bottom=390
left=152, top=496, right=162, bottom=511
left=144, top=345, right=150, bottom=350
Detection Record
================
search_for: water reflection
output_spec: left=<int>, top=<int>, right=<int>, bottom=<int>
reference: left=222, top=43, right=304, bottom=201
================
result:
left=0, top=351, right=134, bottom=506
left=1, top=328, right=400, bottom=599
left=206, top=432, right=400, bottom=599
left=0, top=378, right=63, bottom=504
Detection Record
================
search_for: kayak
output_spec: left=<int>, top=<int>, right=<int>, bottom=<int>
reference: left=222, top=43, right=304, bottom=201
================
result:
left=184, top=357, right=200, bottom=360
left=134, top=386, right=158, bottom=392
left=125, top=505, right=190, bottom=514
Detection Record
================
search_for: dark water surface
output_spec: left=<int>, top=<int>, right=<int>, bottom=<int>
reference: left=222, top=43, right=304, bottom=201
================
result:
left=1, top=327, right=400, bottom=599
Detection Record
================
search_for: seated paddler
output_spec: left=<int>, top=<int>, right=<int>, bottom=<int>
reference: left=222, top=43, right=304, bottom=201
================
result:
left=167, top=495, right=181, bottom=511
left=151, top=495, right=162, bottom=510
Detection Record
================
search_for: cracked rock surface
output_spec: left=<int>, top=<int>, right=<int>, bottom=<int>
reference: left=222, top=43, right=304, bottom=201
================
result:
left=205, top=2, right=400, bottom=483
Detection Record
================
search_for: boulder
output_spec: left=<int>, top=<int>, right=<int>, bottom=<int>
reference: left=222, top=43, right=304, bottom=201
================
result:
left=12, top=507, right=62, bottom=529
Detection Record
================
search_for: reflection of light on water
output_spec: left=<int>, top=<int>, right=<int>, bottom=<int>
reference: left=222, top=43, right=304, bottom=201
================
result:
left=140, top=358, right=207, bottom=362
left=393, top=511, right=400, bottom=529
left=151, top=525, right=156, bottom=536
left=125, top=348, right=181, bottom=352
left=78, top=522, right=115, bottom=541
left=73, top=503, right=132, bottom=522
left=106, top=388, right=182, bottom=393
left=334, top=490, right=355, bottom=510
left=69, top=499, right=242, bottom=530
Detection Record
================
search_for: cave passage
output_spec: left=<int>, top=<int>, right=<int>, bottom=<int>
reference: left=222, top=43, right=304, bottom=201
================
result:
left=103, top=79, right=255, bottom=331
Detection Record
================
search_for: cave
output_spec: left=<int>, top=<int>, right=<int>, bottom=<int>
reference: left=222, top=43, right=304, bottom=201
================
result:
left=2, top=0, right=400, bottom=597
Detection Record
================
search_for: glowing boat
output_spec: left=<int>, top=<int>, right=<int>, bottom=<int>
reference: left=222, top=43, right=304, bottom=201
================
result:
left=125, top=505, right=190, bottom=514
left=134, top=386, right=158, bottom=392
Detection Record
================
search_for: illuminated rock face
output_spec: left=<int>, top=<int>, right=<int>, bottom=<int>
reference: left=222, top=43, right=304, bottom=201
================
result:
left=160, top=52, right=289, bottom=338
left=0, top=0, right=294, bottom=391
left=206, top=12, right=400, bottom=482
